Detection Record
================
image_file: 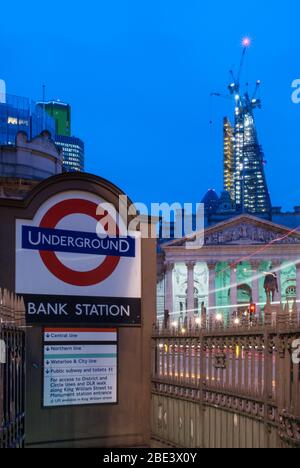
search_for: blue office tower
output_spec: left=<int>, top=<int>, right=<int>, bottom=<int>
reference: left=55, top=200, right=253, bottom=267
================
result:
left=0, top=89, right=55, bottom=145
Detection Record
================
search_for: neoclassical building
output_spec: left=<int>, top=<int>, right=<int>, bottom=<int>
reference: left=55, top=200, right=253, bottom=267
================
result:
left=157, top=215, right=300, bottom=323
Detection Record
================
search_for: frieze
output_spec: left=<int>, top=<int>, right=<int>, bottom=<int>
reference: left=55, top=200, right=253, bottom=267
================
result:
left=205, top=223, right=300, bottom=246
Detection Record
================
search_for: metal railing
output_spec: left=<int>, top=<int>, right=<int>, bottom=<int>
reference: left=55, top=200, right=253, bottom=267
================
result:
left=0, top=289, right=26, bottom=448
left=151, top=301, right=300, bottom=448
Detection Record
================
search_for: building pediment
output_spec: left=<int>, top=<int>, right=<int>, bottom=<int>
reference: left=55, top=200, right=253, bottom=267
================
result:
left=205, top=221, right=300, bottom=246
left=164, top=215, right=300, bottom=248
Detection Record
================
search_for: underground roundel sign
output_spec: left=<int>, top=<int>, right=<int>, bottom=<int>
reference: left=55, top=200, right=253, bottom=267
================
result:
left=15, top=191, right=141, bottom=325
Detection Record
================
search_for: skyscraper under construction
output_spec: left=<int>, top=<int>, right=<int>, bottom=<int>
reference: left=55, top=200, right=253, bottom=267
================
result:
left=223, top=117, right=234, bottom=201
left=223, top=41, right=272, bottom=219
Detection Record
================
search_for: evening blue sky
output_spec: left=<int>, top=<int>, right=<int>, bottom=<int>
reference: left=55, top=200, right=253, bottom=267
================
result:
left=1, top=1, right=300, bottom=210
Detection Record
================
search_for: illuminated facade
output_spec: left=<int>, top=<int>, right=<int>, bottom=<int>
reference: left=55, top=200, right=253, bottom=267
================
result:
left=223, top=117, right=234, bottom=200
left=55, top=135, right=84, bottom=172
left=157, top=215, right=300, bottom=324
left=232, top=98, right=271, bottom=217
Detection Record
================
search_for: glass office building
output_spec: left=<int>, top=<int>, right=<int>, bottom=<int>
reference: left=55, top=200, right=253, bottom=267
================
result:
left=55, top=135, right=84, bottom=172
left=38, top=100, right=85, bottom=173
left=0, top=94, right=55, bottom=145
left=37, top=101, right=71, bottom=137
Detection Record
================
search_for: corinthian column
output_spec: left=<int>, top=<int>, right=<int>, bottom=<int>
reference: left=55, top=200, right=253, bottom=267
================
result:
left=186, top=262, right=195, bottom=321
left=230, top=262, right=238, bottom=315
left=165, top=263, right=174, bottom=315
left=251, top=261, right=260, bottom=312
left=207, top=262, right=216, bottom=314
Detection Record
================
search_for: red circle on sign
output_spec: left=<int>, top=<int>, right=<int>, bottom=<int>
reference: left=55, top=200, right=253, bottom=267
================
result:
left=39, top=199, right=120, bottom=287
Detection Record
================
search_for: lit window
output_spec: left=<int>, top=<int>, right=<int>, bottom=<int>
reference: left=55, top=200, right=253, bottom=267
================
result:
left=7, top=117, right=18, bottom=125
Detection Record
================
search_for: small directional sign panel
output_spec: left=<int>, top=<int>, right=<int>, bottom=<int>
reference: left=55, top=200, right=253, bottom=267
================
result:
left=43, top=328, right=117, bottom=407
left=0, top=340, right=6, bottom=364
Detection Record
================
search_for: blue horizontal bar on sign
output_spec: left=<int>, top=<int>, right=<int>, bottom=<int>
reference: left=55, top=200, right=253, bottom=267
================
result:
left=22, top=226, right=136, bottom=258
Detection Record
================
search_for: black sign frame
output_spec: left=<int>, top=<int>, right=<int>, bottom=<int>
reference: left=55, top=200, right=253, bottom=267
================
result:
left=23, top=294, right=141, bottom=326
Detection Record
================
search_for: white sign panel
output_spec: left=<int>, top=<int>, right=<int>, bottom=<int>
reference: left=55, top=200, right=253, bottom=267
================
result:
left=292, top=339, right=300, bottom=365
left=15, top=191, right=141, bottom=325
left=43, top=328, right=117, bottom=407
left=44, top=328, right=117, bottom=343
left=0, top=340, right=6, bottom=364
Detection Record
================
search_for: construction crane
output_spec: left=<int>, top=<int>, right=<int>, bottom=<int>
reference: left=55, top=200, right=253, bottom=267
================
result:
left=228, top=38, right=262, bottom=114
left=210, top=37, right=262, bottom=122
left=228, top=37, right=250, bottom=100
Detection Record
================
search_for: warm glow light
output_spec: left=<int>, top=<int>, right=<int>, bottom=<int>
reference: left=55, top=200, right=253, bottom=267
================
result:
left=195, top=318, right=201, bottom=325
left=216, top=314, right=223, bottom=322
left=181, top=328, right=186, bottom=334
left=234, top=318, right=240, bottom=325
left=171, top=321, right=178, bottom=328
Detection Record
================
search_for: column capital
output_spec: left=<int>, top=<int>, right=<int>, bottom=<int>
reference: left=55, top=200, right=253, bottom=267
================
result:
left=250, top=260, right=261, bottom=270
left=186, top=261, right=196, bottom=270
left=229, top=261, right=239, bottom=271
left=164, top=262, right=174, bottom=272
left=207, top=261, right=217, bottom=271
left=271, top=260, right=282, bottom=269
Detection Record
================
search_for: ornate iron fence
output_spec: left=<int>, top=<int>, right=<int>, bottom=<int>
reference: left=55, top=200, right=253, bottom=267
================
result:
left=151, top=301, right=300, bottom=448
left=0, top=289, right=26, bottom=448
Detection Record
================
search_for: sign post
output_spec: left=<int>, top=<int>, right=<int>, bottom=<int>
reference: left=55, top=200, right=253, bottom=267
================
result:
left=16, top=192, right=142, bottom=325
left=0, top=173, right=157, bottom=447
